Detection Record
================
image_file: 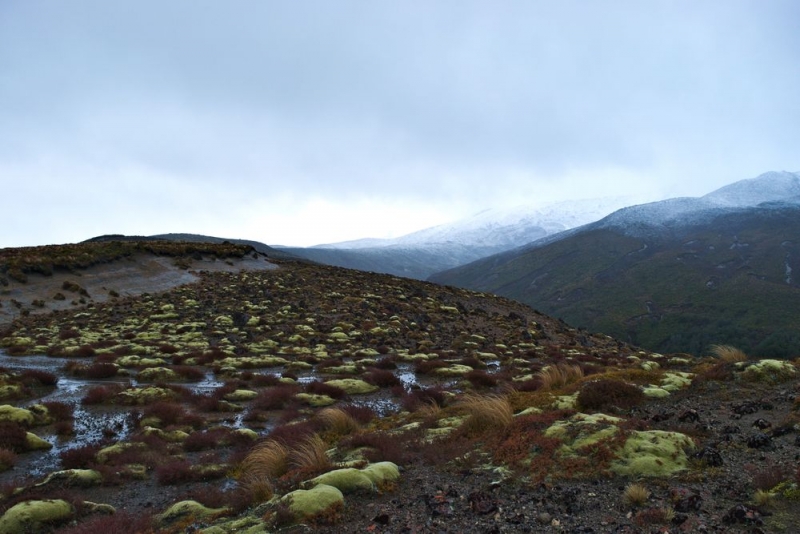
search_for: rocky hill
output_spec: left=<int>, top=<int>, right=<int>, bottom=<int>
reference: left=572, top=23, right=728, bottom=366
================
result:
left=0, top=241, right=798, bottom=533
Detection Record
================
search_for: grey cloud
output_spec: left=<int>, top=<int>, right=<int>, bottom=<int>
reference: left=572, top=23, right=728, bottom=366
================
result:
left=1, top=1, right=799, bottom=246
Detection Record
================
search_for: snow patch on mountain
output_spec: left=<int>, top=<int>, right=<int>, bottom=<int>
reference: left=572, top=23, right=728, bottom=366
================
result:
left=595, top=171, right=800, bottom=236
left=314, top=196, right=640, bottom=251
left=703, top=171, right=800, bottom=207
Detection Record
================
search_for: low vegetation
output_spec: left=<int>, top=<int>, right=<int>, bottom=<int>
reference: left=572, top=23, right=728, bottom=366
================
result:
left=0, top=241, right=798, bottom=532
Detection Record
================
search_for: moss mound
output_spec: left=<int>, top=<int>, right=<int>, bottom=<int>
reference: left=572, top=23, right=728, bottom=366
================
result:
left=611, top=430, right=695, bottom=477
left=323, top=379, right=378, bottom=395
left=306, top=468, right=374, bottom=493
left=0, top=499, right=74, bottom=533
left=282, top=484, right=344, bottom=521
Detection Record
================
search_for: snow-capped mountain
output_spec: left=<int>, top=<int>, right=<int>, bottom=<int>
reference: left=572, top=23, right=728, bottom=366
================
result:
left=703, top=170, right=800, bottom=207
left=315, top=196, right=640, bottom=251
left=429, top=170, right=800, bottom=357
left=277, top=196, right=642, bottom=280
left=596, top=171, right=800, bottom=235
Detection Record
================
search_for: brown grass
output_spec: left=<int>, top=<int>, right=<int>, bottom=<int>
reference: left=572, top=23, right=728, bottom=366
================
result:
left=240, top=440, right=289, bottom=480
left=316, top=407, right=360, bottom=436
left=289, top=434, right=332, bottom=473
left=459, top=393, right=513, bottom=435
left=710, top=344, right=748, bottom=363
left=623, top=482, right=651, bottom=507
left=536, top=363, right=584, bottom=390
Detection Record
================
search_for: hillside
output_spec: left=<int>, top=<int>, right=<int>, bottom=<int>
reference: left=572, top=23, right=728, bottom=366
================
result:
left=0, top=241, right=799, bottom=533
left=430, top=197, right=800, bottom=357
left=280, top=197, right=635, bottom=280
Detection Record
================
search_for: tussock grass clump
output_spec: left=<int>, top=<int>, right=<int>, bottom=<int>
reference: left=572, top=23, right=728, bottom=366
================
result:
left=459, top=394, right=513, bottom=435
left=623, top=482, right=651, bottom=507
left=536, top=363, right=584, bottom=390
left=316, top=407, right=360, bottom=436
left=290, top=434, right=332, bottom=473
left=241, top=440, right=289, bottom=480
left=710, top=344, right=748, bottom=363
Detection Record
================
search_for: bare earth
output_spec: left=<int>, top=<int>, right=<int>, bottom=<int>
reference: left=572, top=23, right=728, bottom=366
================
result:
left=0, top=253, right=277, bottom=327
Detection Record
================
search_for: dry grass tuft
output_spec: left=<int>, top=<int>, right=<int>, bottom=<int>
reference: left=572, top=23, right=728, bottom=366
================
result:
left=238, top=439, right=292, bottom=502
left=417, top=399, right=443, bottom=420
left=290, top=434, right=332, bottom=473
left=459, top=393, right=513, bottom=435
left=710, top=344, right=748, bottom=363
left=623, top=482, right=651, bottom=507
left=240, top=440, right=289, bottom=480
left=536, top=363, right=584, bottom=390
left=317, top=407, right=360, bottom=436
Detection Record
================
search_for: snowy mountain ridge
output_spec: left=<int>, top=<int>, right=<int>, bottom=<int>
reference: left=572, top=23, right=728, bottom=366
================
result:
left=314, top=196, right=641, bottom=251
left=596, top=171, right=800, bottom=235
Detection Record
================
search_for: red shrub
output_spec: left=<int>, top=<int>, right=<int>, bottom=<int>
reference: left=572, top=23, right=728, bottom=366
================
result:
left=251, top=385, right=301, bottom=411
left=59, top=329, right=80, bottom=340
left=372, top=357, right=397, bottom=370
left=414, top=360, right=448, bottom=374
left=41, top=401, right=73, bottom=421
left=459, top=356, right=485, bottom=369
left=19, top=369, right=58, bottom=386
left=0, top=448, right=17, bottom=470
left=60, top=444, right=102, bottom=469
left=400, top=386, right=447, bottom=412
left=465, top=370, right=498, bottom=388
left=343, top=431, right=411, bottom=464
left=57, top=511, right=155, bottom=534
left=142, top=402, right=187, bottom=426
left=172, top=365, right=205, bottom=381
left=54, top=421, right=74, bottom=436
left=184, top=428, right=230, bottom=452
left=577, top=379, right=645, bottom=411
left=72, top=345, right=96, bottom=357
left=363, top=369, right=401, bottom=388
left=155, top=459, right=194, bottom=485
left=81, top=384, right=123, bottom=405
left=85, top=362, right=118, bottom=379
left=0, top=423, right=29, bottom=453
left=340, top=404, right=376, bottom=425
left=268, top=420, right=318, bottom=448
left=305, top=380, right=347, bottom=399
left=251, top=373, right=280, bottom=387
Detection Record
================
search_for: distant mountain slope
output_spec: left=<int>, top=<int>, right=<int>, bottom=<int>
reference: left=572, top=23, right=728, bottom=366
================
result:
left=114, top=233, right=305, bottom=262
left=430, top=171, right=800, bottom=357
left=281, top=197, right=637, bottom=279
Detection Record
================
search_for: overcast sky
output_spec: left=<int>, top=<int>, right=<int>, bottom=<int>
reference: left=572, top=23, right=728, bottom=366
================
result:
left=2, top=1, right=798, bottom=248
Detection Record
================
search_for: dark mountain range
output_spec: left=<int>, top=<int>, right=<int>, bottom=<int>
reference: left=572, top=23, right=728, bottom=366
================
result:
left=278, top=197, right=634, bottom=279
left=430, top=171, right=800, bottom=357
